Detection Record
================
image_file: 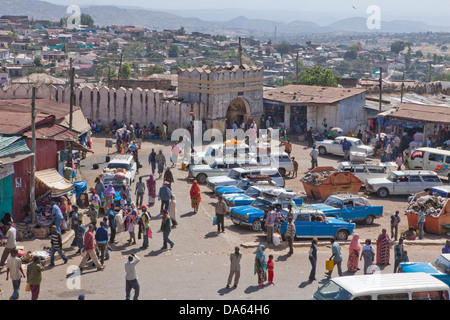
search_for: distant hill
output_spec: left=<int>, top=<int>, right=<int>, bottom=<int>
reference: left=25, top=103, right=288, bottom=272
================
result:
left=1, top=0, right=449, bottom=38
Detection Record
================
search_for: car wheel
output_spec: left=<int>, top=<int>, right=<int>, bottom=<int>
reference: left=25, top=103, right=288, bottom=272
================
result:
left=251, top=219, right=262, bottom=232
left=318, top=146, right=327, bottom=155
left=365, top=215, right=374, bottom=225
left=278, top=168, right=286, bottom=177
left=335, top=230, right=349, bottom=241
left=377, top=188, right=389, bottom=198
left=196, top=173, right=207, bottom=184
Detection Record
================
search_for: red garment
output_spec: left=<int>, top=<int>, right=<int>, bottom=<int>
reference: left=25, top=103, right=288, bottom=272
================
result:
left=190, top=182, right=201, bottom=201
left=83, top=231, right=95, bottom=251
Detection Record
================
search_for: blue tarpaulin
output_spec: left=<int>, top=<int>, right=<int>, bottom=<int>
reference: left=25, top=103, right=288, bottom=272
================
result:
left=72, top=180, right=87, bottom=198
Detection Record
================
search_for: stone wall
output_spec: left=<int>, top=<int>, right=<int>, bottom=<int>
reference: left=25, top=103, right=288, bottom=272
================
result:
left=366, top=81, right=450, bottom=95
left=0, top=84, right=204, bottom=134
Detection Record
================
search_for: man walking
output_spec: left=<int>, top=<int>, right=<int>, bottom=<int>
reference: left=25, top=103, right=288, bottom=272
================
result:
left=394, top=238, right=406, bottom=273
left=125, top=253, right=140, bottom=300
left=78, top=224, right=104, bottom=273
left=264, top=206, right=277, bottom=243
left=226, top=246, right=242, bottom=289
left=74, top=219, right=86, bottom=254
left=95, top=221, right=109, bottom=265
left=215, top=196, right=228, bottom=233
left=49, top=225, right=68, bottom=267
left=310, top=146, right=318, bottom=169
left=148, top=148, right=157, bottom=175
left=155, top=150, right=166, bottom=179
left=390, top=211, right=401, bottom=241
left=325, top=238, right=343, bottom=277
left=0, top=222, right=16, bottom=269
left=161, top=210, right=174, bottom=250
left=417, top=206, right=426, bottom=240
left=51, top=202, right=64, bottom=233
left=6, top=249, right=25, bottom=300
left=285, top=217, right=296, bottom=255
left=27, top=255, right=44, bottom=300
left=86, top=204, right=98, bottom=230
left=135, top=177, right=146, bottom=207
left=307, top=127, right=314, bottom=147
left=107, top=204, right=117, bottom=244
left=140, top=205, right=151, bottom=249
left=342, top=138, right=352, bottom=160
left=158, top=181, right=173, bottom=214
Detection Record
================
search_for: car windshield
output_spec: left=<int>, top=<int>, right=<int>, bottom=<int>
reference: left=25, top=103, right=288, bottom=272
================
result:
left=314, top=281, right=352, bottom=300
left=228, top=170, right=240, bottom=180
left=324, top=197, right=342, bottom=208
left=245, top=188, right=261, bottom=197
left=387, top=173, right=398, bottom=182
left=251, top=199, right=271, bottom=209
left=107, top=163, right=131, bottom=171
left=432, top=256, right=450, bottom=275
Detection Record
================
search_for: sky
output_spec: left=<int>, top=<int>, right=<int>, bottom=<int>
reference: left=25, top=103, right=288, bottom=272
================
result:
left=43, top=0, right=450, bottom=25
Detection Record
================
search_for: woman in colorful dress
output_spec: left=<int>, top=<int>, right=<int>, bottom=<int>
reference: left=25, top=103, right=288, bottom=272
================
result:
left=347, top=233, right=362, bottom=272
left=103, top=184, right=116, bottom=210
left=190, top=180, right=201, bottom=213
left=146, top=174, right=156, bottom=207
left=376, top=228, right=391, bottom=265
left=254, top=245, right=268, bottom=287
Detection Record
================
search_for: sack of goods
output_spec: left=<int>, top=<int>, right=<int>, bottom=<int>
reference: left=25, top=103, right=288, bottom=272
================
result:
left=272, top=233, right=282, bottom=246
left=114, top=172, right=126, bottom=181
left=349, top=151, right=366, bottom=163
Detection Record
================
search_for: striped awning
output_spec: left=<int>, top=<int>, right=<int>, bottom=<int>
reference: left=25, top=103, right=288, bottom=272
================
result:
left=35, top=168, right=75, bottom=198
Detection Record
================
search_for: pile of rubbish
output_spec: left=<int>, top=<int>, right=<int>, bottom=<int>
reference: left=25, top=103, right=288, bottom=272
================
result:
left=301, top=171, right=333, bottom=186
left=407, top=195, right=447, bottom=217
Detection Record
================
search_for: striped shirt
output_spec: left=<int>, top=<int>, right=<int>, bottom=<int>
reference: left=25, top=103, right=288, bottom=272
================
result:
left=50, top=231, right=62, bottom=249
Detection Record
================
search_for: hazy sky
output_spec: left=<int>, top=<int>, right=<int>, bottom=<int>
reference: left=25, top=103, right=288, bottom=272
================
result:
left=44, top=0, right=450, bottom=24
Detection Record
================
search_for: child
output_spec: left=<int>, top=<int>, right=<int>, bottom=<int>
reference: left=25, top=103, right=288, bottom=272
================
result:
left=126, top=213, right=136, bottom=245
left=267, top=254, right=275, bottom=285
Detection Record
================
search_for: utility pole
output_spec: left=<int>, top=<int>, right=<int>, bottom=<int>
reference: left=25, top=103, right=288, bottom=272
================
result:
left=238, top=37, right=243, bottom=67
left=378, top=67, right=382, bottom=139
left=117, top=53, right=123, bottom=89
left=68, top=64, right=75, bottom=170
left=400, top=71, right=405, bottom=103
left=428, top=62, right=432, bottom=82
left=30, top=86, right=37, bottom=224
left=295, top=51, right=299, bottom=84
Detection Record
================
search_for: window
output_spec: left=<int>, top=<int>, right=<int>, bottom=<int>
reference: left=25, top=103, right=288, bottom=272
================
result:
left=398, top=176, right=409, bottom=182
left=343, top=201, right=353, bottom=208
left=429, top=153, right=445, bottom=162
left=353, top=295, right=372, bottom=300
left=409, top=176, right=422, bottom=182
left=446, top=156, right=450, bottom=164
left=412, top=291, right=448, bottom=300
left=411, top=151, right=424, bottom=160
left=313, top=281, right=352, bottom=300
left=377, top=293, right=409, bottom=300
left=353, top=167, right=365, bottom=173
left=295, top=214, right=310, bottom=222
left=368, top=167, right=386, bottom=174
left=422, top=175, right=441, bottom=183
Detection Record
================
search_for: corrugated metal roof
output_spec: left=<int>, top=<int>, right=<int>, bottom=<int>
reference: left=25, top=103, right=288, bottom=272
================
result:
left=385, top=103, right=450, bottom=124
left=22, top=122, right=78, bottom=141
left=0, top=99, right=81, bottom=120
left=35, top=168, right=75, bottom=198
left=0, top=138, right=33, bottom=164
left=264, top=85, right=366, bottom=105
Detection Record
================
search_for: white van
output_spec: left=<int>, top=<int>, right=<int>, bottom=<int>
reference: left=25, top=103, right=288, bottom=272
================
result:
left=312, top=272, right=450, bottom=300
left=409, top=148, right=450, bottom=179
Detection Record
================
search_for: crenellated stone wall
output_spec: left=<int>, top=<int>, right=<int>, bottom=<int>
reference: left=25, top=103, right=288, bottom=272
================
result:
left=0, top=84, right=205, bottom=134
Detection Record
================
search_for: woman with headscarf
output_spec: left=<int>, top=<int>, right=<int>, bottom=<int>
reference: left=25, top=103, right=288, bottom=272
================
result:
left=376, top=228, right=391, bottom=266
left=347, top=234, right=362, bottom=272
left=163, top=168, right=174, bottom=189
left=190, top=180, right=201, bottom=213
left=254, top=245, right=267, bottom=287
left=103, top=184, right=116, bottom=210
left=146, top=174, right=157, bottom=207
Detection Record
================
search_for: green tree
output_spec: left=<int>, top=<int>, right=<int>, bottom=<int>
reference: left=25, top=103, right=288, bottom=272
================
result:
left=275, top=41, right=291, bottom=56
left=334, top=61, right=352, bottom=76
left=299, top=66, right=338, bottom=87
left=33, top=56, right=43, bottom=67
left=120, top=61, right=132, bottom=80
left=175, top=27, right=186, bottom=35
left=168, top=45, right=179, bottom=58
left=80, top=14, right=95, bottom=28
left=391, top=41, right=406, bottom=54
left=107, top=42, right=119, bottom=54
left=145, top=65, right=164, bottom=76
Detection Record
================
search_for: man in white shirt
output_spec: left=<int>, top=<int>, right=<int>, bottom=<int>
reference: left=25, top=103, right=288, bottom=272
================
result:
left=125, top=253, right=140, bottom=300
left=0, top=222, right=16, bottom=268
left=310, top=146, right=319, bottom=169
left=6, top=249, right=25, bottom=300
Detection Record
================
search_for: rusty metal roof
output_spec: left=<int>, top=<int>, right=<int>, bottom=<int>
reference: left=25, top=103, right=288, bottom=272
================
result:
left=385, top=102, right=450, bottom=124
left=263, top=85, right=367, bottom=105
left=0, top=99, right=81, bottom=120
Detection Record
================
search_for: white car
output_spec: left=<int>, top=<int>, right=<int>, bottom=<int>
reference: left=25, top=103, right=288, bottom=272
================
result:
left=248, top=152, right=294, bottom=177
left=365, top=170, right=443, bottom=198
left=206, top=167, right=285, bottom=191
left=103, top=154, right=137, bottom=185
left=188, top=158, right=257, bottom=184
left=337, top=161, right=397, bottom=183
left=315, top=136, right=374, bottom=157
left=192, top=142, right=251, bottom=166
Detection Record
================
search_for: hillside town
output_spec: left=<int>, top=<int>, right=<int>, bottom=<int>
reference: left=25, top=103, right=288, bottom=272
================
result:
left=0, top=10, right=450, bottom=304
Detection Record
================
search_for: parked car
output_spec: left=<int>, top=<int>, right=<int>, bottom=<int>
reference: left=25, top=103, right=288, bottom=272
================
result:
left=188, top=158, right=257, bottom=184
left=248, top=152, right=294, bottom=177
left=279, top=206, right=356, bottom=241
left=103, top=154, right=137, bottom=185
left=365, top=170, right=443, bottom=198
left=224, top=186, right=302, bottom=209
left=206, top=167, right=285, bottom=191
left=191, top=142, right=251, bottom=166
left=337, top=161, right=397, bottom=183
left=399, top=254, right=450, bottom=287
left=310, top=193, right=383, bottom=225
left=314, top=136, right=374, bottom=157
left=408, top=147, right=450, bottom=180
